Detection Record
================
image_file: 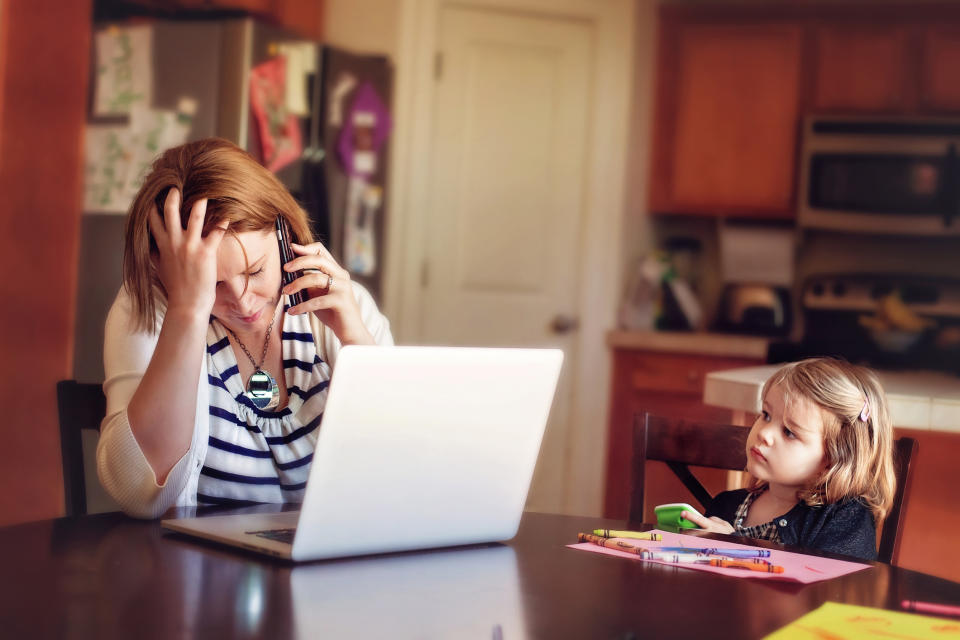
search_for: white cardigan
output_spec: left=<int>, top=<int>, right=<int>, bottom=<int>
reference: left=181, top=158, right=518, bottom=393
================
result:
left=97, top=284, right=393, bottom=519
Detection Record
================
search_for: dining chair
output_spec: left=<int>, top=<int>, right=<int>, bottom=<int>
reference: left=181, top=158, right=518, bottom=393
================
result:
left=629, top=412, right=918, bottom=564
left=878, top=436, right=917, bottom=565
left=56, top=380, right=106, bottom=517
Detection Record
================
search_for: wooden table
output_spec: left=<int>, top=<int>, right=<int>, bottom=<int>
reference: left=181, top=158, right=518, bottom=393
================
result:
left=2, top=509, right=959, bottom=639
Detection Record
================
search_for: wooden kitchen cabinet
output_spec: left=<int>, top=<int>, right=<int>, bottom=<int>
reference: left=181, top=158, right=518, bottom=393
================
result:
left=649, top=5, right=960, bottom=219
left=812, top=25, right=912, bottom=113
left=650, top=19, right=803, bottom=217
left=123, top=0, right=324, bottom=39
left=920, top=27, right=960, bottom=112
left=604, top=346, right=764, bottom=520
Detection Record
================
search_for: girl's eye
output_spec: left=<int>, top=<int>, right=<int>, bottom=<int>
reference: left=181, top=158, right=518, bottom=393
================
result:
left=761, top=410, right=771, bottom=422
left=783, top=426, right=796, bottom=439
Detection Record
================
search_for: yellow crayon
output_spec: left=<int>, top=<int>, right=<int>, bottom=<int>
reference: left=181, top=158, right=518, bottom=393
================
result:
left=578, top=532, right=650, bottom=556
left=592, top=528, right=662, bottom=541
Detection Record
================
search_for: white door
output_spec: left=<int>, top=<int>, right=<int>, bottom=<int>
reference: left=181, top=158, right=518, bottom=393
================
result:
left=421, top=6, right=592, bottom=512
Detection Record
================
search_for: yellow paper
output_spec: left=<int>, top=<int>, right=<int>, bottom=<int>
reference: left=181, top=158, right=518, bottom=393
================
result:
left=765, top=602, right=960, bottom=639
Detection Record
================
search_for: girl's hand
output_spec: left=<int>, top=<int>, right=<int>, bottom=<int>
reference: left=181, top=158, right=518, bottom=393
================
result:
left=283, top=242, right=375, bottom=345
left=680, top=510, right=736, bottom=535
left=148, top=188, right=229, bottom=318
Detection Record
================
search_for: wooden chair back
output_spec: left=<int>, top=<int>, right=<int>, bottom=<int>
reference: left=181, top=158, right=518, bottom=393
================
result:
left=56, top=380, right=106, bottom=517
left=629, top=413, right=748, bottom=525
left=878, top=436, right=917, bottom=564
left=630, top=412, right=918, bottom=565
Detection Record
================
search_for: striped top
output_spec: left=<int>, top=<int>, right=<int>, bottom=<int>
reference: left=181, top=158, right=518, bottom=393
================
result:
left=197, top=306, right=330, bottom=506
left=733, top=489, right=781, bottom=543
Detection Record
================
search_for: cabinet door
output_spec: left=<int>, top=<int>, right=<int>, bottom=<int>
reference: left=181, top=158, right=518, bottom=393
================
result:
left=920, top=27, right=960, bottom=112
left=174, top=0, right=323, bottom=39
left=651, top=22, right=803, bottom=217
left=812, top=26, right=911, bottom=113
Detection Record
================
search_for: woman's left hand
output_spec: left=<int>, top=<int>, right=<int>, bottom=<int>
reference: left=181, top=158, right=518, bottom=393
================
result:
left=282, top=242, right=375, bottom=345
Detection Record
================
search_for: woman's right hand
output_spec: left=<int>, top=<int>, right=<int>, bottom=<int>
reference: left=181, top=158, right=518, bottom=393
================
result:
left=148, top=188, right=229, bottom=317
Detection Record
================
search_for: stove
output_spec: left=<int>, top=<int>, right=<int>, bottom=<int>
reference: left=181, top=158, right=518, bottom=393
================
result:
left=767, top=274, right=960, bottom=374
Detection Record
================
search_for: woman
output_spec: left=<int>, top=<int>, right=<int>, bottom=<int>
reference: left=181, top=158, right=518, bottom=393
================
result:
left=97, top=138, right=392, bottom=518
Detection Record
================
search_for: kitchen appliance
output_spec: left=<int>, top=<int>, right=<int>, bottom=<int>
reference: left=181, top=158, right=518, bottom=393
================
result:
left=798, top=116, right=960, bottom=236
left=714, top=223, right=794, bottom=336
left=716, top=284, right=792, bottom=336
left=768, top=273, right=960, bottom=374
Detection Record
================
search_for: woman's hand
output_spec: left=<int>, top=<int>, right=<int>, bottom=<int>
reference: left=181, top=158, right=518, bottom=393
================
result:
left=148, top=188, right=229, bottom=318
left=680, top=510, right=736, bottom=535
left=283, top=242, right=375, bottom=345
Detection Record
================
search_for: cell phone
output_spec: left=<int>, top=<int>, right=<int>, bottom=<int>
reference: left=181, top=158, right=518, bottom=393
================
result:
left=276, top=217, right=310, bottom=307
left=654, top=503, right=703, bottom=530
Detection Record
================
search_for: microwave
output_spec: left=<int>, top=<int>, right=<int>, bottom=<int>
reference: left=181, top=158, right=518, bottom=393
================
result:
left=798, top=117, right=960, bottom=236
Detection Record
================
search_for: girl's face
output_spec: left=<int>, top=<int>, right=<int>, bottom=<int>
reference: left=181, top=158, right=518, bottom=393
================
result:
left=746, top=382, right=829, bottom=491
left=211, top=229, right=282, bottom=332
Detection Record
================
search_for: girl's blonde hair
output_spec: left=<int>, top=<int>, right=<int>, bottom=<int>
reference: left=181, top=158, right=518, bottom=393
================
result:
left=759, top=357, right=896, bottom=522
left=122, top=138, right=315, bottom=332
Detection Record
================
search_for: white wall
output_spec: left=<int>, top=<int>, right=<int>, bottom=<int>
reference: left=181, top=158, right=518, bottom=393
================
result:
left=620, top=0, right=658, bottom=276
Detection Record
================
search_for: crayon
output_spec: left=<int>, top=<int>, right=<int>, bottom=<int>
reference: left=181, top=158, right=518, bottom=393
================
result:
left=708, top=558, right=785, bottom=573
left=656, top=547, right=771, bottom=559
left=638, top=551, right=768, bottom=565
left=578, top=532, right=649, bottom=556
left=579, top=534, right=785, bottom=572
left=901, top=600, right=960, bottom=618
left=641, top=551, right=707, bottom=563
left=592, top=529, right=662, bottom=541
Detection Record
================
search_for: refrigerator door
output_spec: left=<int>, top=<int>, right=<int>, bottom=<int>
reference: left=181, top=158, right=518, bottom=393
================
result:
left=317, top=47, right=393, bottom=300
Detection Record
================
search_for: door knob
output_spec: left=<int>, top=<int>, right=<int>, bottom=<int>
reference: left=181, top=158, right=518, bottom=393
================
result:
left=549, top=315, right=579, bottom=334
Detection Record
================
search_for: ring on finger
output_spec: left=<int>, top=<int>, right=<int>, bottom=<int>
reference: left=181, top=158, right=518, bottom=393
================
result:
left=324, top=274, right=333, bottom=293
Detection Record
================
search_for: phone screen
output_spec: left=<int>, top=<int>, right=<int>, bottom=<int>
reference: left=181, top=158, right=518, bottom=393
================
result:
left=276, top=218, right=310, bottom=307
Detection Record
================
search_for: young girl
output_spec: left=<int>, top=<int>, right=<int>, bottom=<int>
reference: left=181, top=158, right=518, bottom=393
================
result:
left=681, top=358, right=896, bottom=561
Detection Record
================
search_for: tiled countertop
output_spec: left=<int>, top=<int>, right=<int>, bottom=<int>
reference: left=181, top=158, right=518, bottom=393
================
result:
left=704, top=365, right=960, bottom=433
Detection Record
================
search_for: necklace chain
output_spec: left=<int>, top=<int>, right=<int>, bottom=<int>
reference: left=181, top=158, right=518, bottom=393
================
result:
left=224, top=305, right=278, bottom=370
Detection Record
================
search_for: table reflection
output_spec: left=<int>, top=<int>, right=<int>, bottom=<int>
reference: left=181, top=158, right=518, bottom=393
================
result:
left=290, top=545, right=522, bottom=638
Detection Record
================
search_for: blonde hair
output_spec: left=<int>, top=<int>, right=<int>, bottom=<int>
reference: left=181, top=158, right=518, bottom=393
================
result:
left=758, top=357, right=896, bottom=522
left=122, top=138, right=315, bottom=332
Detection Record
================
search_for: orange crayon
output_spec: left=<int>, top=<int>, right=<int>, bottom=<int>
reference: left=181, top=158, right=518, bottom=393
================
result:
left=578, top=532, right=650, bottom=556
left=709, top=558, right=785, bottom=573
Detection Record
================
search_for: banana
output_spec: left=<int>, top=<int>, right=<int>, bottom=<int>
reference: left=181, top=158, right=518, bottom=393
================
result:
left=878, top=292, right=935, bottom=332
left=858, top=314, right=891, bottom=331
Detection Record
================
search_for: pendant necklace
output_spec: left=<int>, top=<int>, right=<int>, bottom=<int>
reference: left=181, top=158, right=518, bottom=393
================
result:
left=224, top=306, right=280, bottom=411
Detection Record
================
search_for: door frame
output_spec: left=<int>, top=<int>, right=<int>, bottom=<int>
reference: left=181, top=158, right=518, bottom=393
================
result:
left=384, top=0, right=635, bottom=516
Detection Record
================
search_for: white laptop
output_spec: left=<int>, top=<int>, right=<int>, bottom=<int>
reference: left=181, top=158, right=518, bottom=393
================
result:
left=161, top=345, right=563, bottom=561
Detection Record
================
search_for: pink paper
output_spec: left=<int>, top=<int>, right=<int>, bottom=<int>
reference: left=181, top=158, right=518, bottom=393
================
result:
left=568, top=529, right=871, bottom=584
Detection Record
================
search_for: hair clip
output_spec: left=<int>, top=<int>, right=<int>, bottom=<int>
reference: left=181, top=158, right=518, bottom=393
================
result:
left=860, top=401, right=871, bottom=422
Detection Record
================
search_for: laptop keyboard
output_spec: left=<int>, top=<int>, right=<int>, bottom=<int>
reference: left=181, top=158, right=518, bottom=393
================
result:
left=247, top=528, right=296, bottom=544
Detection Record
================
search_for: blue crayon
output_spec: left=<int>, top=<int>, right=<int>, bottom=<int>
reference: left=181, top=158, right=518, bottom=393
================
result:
left=656, top=547, right=770, bottom=558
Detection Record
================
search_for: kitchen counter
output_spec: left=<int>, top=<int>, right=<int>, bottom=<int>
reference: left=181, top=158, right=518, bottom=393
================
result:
left=704, top=366, right=960, bottom=432
left=606, top=330, right=770, bottom=359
